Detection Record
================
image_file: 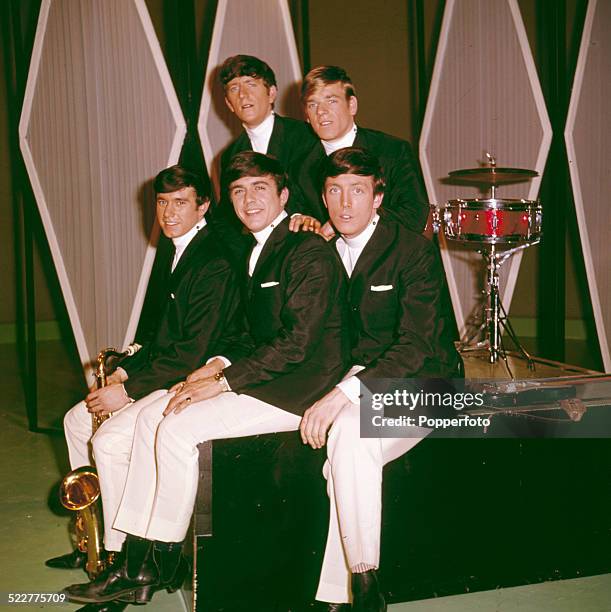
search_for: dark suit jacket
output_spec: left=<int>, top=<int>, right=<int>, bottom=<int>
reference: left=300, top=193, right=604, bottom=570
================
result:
left=210, top=115, right=317, bottom=262
left=120, top=225, right=241, bottom=400
left=220, top=218, right=351, bottom=415
left=220, top=114, right=316, bottom=172
left=340, top=218, right=460, bottom=385
left=293, top=126, right=429, bottom=233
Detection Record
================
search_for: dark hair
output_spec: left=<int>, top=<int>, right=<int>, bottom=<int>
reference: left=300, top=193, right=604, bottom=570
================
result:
left=321, top=147, right=385, bottom=195
left=153, top=165, right=209, bottom=206
left=301, top=65, right=356, bottom=103
left=219, top=55, right=277, bottom=90
left=224, top=151, right=288, bottom=195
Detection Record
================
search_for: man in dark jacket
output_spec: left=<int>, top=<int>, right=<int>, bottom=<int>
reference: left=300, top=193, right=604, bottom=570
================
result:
left=64, top=152, right=350, bottom=606
left=300, top=148, right=461, bottom=611
left=294, top=65, right=429, bottom=239
left=51, top=166, right=240, bottom=574
left=212, top=55, right=317, bottom=259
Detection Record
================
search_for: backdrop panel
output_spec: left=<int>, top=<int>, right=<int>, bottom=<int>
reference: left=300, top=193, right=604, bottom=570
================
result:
left=565, top=0, right=611, bottom=372
left=197, top=0, right=302, bottom=196
left=420, top=0, right=551, bottom=337
left=19, top=0, right=185, bottom=376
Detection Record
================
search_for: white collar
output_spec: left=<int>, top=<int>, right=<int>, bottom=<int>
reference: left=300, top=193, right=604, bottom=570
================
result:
left=244, top=111, right=275, bottom=140
left=251, top=209, right=288, bottom=245
left=321, top=123, right=357, bottom=156
left=340, top=213, right=379, bottom=250
left=171, top=218, right=206, bottom=251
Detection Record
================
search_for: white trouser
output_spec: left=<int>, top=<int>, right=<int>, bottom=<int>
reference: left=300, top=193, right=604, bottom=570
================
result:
left=112, top=391, right=301, bottom=543
left=63, top=390, right=168, bottom=551
left=63, top=400, right=95, bottom=469
left=315, top=401, right=430, bottom=603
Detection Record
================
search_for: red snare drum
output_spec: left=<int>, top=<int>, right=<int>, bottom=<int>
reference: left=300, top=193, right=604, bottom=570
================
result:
left=441, top=198, right=542, bottom=244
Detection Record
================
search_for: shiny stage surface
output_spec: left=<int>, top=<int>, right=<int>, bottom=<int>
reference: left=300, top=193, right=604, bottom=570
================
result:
left=462, top=348, right=601, bottom=379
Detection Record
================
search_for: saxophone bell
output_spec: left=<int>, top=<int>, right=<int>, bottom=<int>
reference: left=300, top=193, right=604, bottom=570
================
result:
left=59, top=466, right=104, bottom=578
left=59, top=344, right=141, bottom=579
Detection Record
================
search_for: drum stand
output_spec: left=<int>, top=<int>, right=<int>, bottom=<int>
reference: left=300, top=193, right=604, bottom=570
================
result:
left=447, top=154, right=541, bottom=375
left=461, top=240, right=539, bottom=371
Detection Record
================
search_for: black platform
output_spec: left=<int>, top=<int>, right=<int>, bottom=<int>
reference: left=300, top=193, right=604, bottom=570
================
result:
left=182, top=430, right=610, bottom=612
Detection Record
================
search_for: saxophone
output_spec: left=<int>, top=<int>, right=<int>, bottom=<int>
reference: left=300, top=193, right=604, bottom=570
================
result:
left=59, top=344, right=141, bottom=579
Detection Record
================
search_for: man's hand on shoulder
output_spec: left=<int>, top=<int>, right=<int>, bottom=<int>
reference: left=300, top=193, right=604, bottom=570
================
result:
left=289, top=214, right=322, bottom=234
left=300, top=387, right=352, bottom=449
left=85, top=383, right=131, bottom=415
left=318, top=220, right=336, bottom=241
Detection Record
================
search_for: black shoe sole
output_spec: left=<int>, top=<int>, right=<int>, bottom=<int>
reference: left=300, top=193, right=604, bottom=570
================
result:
left=65, top=583, right=157, bottom=605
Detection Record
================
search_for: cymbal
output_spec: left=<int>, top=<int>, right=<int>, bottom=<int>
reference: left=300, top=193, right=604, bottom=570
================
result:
left=448, top=167, right=538, bottom=185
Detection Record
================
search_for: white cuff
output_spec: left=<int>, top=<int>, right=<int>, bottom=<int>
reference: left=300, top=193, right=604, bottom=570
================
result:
left=337, top=376, right=361, bottom=405
left=207, top=355, right=231, bottom=368
left=120, top=383, right=135, bottom=404
left=290, top=212, right=303, bottom=218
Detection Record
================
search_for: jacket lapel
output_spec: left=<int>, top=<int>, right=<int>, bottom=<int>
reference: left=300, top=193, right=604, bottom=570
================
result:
left=330, top=235, right=350, bottom=281
left=246, top=238, right=257, bottom=298
left=349, top=219, right=393, bottom=283
left=234, top=130, right=252, bottom=154
left=353, top=126, right=368, bottom=149
left=250, top=217, right=291, bottom=281
left=266, top=115, right=284, bottom=159
left=307, top=142, right=326, bottom=182
left=169, top=224, right=209, bottom=281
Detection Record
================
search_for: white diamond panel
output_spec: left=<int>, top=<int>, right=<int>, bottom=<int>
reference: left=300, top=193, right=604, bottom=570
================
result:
left=19, top=0, right=185, bottom=374
left=197, top=0, right=302, bottom=195
left=565, top=0, right=611, bottom=371
left=420, top=0, right=551, bottom=336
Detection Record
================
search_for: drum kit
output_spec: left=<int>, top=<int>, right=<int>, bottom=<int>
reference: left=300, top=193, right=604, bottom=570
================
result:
left=432, top=154, right=542, bottom=369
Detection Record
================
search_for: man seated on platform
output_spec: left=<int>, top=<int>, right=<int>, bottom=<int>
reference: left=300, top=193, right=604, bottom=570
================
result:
left=48, top=166, right=241, bottom=585
left=293, top=65, right=429, bottom=240
left=211, top=54, right=318, bottom=260
left=63, top=151, right=350, bottom=607
left=299, top=147, right=461, bottom=611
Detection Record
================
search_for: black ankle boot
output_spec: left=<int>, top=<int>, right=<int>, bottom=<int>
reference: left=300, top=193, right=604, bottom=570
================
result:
left=117, top=541, right=190, bottom=604
left=351, top=570, right=386, bottom=612
left=64, top=535, right=159, bottom=604
left=45, top=548, right=87, bottom=570
left=155, top=542, right=189, bottom=592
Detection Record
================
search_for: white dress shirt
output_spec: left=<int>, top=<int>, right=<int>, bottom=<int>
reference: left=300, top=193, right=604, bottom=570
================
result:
left=321, top=123, right=357, bottom=156
left=335, top=214, right=380, bottom=403
left=171, top=219, right=206, bottom=272
left=244, top=112, right=275, bottom=154
left=334, top=214, right=379, bottom=277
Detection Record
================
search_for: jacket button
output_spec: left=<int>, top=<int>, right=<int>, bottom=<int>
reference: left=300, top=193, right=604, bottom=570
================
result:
left=170, top=293, right=175, bottom=299
left=352, top=306, right=358, bottom=312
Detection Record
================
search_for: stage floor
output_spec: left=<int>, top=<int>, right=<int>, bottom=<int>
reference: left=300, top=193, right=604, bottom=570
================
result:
left=462, top=347, right=601, bottom=379
left=0, top=341, right=609, bottom=610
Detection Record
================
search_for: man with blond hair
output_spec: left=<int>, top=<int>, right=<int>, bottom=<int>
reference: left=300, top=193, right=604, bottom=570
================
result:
left=294, top=65, right=428, bottom=239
